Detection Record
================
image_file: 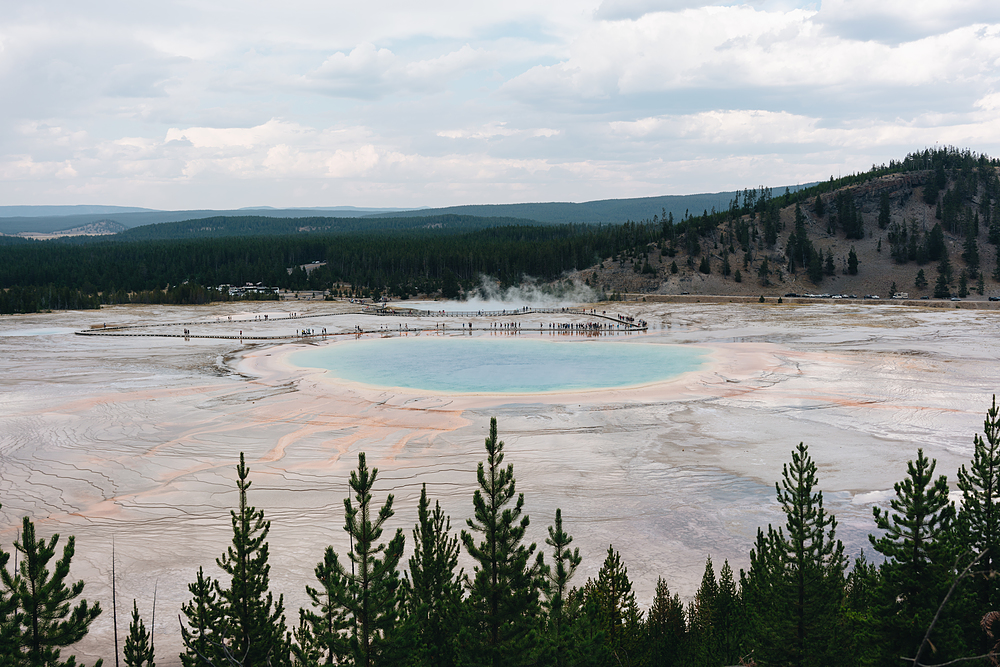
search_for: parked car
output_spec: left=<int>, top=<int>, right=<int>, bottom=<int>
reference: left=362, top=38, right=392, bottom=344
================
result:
left=951, top=297, right=961, bottom=301
left=990, top=296, right=1000, bottom=302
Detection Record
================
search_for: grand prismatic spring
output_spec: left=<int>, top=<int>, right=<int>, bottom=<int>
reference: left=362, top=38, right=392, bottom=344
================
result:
left=1, top=299, right=997, bottom=663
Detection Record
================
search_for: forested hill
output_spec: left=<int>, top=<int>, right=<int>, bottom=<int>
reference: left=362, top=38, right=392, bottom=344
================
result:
left=361, top=188, right=814, bottom=225
left=3, top=145, right=1000, bottom=313
left=111, top=213, right=543, bottom=242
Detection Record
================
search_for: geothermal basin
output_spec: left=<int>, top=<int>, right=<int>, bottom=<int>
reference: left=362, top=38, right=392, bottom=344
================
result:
left=1, top=300, right=997, bottom=664
left=290, top=337, right=708, bottom=393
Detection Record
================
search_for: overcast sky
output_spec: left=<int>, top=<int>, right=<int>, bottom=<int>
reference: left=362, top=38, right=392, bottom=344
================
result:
left=2, top=0, right=999, bottom=209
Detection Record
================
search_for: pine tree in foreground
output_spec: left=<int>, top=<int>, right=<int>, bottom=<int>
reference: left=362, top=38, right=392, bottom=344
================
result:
left=841, top=552, right=881, bottom=667
left=871, top=449, right=963, bottom=664
left=715, top=560, right=743, bottom=666
left=741, top=442, right=846, bottom=667
left=398, top=483, right=461, bottom=667
left=543, top=508, right=581, bottom=667
left=180, top=453, right=289, bottom=667
left=215, top=453, right=289, bottom=666
left=587, top=546, right=642, bottom=664
left=687, top=556, right=718, bottom=667
left=775, top=442, right=846, bottom=667
left=645, top=577, right=686, bottom=667
left=460, top=417, right=543, bottom=667
left=124, top=600, right=155, bottom=667
left=956, top=396, right=1000, bottom=654
left=179, top=567, right=222, bottom=667
left=297, top=546, right=350, bottom=664
left=342, top=452, right=405, bottom=667
left=0, top=505, right=19, bottom=659
left=957, top=396, right=1000, bottom=609
left=2, top=516, right=102, bottom=667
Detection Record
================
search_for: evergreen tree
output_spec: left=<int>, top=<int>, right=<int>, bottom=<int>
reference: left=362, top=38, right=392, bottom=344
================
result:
left=587, top=546, right=641, bottom=664
left=561, top=589, right=610, bottom=667
left=213, top=453, right=289, bottom=667
left=994, top=246, right=1000, bottom=282
left=180, top=567, right=222, bottom=667
left=670, top=260, right=678, bottom=274
left=878, top=192, right=891, bottom=229
left=871, top=450, right=962, bottom=664
left=814, top=194, right=825, bottom=217
left=959, top=270, right=969, bottom=298
left=939, top=252, right=953, bottom=287
left=645, top=578, right=686, bottom=667
left=715, top=561, right=743, bottom=666
left=927, top=223, right=946, bottom=261
left=0, top=506, right=18, bottom=661
left=957, top=397, right=1000, bottom=621
left=915, top=269, right=928, bottom=289
left=543, top=508, right=581, bottom=667
left=688, top=557, right=719, bottom=667
left=298, top=547, right=350, bottom=665
left=841, top=553, right=881, bottom=667
left=342, top=452, right=406, bottom=667
left=964, top=227, right=980, bottom=271
left=769, top=443, right=846, bottom=667
left=441, top=269, right=461, bottom=299
left=123, top=600, right=155, bottom=667
left=824, top=250, right=836, bottom=276
left=461, top=417, right=543, bottom=666
left=3, top=517, right=102, bottom=667
left=400, top=484, right=461, bottom=667
left=740, top=527, right=781, bottom=666
left=934, top=273, right=951, bottom=298
left=808, top=251, right=824, bottom=284
left=698, top=255, right=710, bottom=274
left=757, top=256, right=771, bottom=286
left=848, top=246, right=859, bottom=275
left=290, top=612, right=323, bottom=667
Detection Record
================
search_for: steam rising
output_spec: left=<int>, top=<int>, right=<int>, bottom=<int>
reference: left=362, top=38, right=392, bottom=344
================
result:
left=407, top=275, right=600, bottom=312
left=462, top=275, right=599, bottom=309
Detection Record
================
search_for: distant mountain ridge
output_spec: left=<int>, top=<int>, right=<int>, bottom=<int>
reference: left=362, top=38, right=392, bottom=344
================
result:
left=0, top=205, right=156, bottom=217
left=0, top=206, right=418, bottom=235
left=0, top=187, right=815, bottom=236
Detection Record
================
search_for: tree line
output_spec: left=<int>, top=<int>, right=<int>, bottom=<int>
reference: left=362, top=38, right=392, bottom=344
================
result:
left=2, top=145, right=998, bottom=310
left=5, top=400, right=1000, bottom=666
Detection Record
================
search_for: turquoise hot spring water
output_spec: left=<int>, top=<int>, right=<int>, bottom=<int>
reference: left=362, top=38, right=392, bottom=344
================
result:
left=290, top=336, right=708, bottom=393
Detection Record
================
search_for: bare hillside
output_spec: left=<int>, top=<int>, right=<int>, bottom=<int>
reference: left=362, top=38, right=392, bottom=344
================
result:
left=583, top=165, right=1000, bottom=301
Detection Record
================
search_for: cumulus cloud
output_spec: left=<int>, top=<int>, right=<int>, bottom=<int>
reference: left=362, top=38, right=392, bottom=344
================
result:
left=502, top=7, right=1000, bottom=109
left=1, top=0, right=1000, bottom=208
left=302, top=42, right=492, bottom=98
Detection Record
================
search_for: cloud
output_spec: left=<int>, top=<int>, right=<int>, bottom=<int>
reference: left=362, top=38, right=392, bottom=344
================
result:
left=437, top=121, right=560, bottom=139
left=816, top=0, right=1000, bottom=44
left=2, top=1, right=1000, bottom=208
left=302, top=42, right=493, bottom=98
left=608, top=107, right=1000, bottom=154
left=501, top=6, right=1000, bottom=113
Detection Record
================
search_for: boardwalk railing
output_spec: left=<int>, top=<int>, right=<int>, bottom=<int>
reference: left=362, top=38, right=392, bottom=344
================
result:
left=366, top=306, right=588, bottom=317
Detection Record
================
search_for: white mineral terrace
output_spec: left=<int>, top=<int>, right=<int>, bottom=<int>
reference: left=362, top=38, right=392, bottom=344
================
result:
left=0, top=300, right=996, bottom=664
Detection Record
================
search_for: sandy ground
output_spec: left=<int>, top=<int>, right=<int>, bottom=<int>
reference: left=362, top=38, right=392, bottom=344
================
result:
left=1, top=300, right=998, bottom=664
